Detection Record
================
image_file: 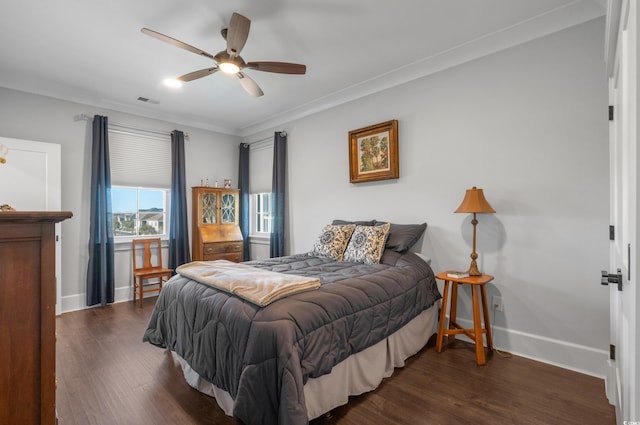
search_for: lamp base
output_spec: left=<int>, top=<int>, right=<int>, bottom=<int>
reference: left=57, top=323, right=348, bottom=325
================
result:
left=468, top=259, right=482, bottom=276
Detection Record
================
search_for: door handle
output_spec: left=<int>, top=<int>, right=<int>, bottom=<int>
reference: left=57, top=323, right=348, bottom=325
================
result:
left=601, top=269, right=623, bottom=291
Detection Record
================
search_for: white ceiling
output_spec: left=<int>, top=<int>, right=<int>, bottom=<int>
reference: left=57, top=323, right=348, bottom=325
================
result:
left=0, top=0, right=605, bottom=136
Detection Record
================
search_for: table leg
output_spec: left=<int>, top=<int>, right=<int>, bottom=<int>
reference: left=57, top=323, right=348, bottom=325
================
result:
left=471, top=285, right=486, bottom=365
left=449, top=282, right=458, bottom=343
left=436, top=280, right=450, bottom=352
left=480, top=285, right=493, bottom=351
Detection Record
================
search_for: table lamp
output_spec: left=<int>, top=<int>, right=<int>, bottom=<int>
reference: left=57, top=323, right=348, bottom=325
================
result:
left=454, top=186, right=495, bottom=276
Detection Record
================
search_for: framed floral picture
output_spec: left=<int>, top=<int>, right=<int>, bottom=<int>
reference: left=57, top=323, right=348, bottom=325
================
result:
left=348, top=119, right=399, bottom=183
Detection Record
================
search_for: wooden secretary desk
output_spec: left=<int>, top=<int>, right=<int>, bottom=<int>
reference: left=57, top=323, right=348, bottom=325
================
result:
left=191, top=187, right=244, bottom=262
left=0, top=211, right=72, bottom=425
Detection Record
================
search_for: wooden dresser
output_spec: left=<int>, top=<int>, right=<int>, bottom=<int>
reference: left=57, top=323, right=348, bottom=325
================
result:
left=192, top=187, right=243, bottom=262
left=0, top=211, right=72, bottom=425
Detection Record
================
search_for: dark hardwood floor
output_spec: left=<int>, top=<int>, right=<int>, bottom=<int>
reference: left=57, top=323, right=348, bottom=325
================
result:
left=56, top=297, right=615, bottom=425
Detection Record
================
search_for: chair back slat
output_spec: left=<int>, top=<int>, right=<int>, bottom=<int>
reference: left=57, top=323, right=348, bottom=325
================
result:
left=132, top=238, right=163, bottom=270
left=131, top=237, right=172, bottom=307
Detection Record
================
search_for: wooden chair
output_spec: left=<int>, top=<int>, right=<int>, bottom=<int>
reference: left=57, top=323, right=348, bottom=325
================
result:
left=132, top=238, right=173, bottom=307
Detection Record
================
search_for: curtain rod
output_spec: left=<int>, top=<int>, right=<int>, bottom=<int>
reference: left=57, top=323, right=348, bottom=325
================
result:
left=74, top=113, right=189, bottom=139
left=250, top=136, right=273, bottom=144
left=247, top=131, right=287, bottom=146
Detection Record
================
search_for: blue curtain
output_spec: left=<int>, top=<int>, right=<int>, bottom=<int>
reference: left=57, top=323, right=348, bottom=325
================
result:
left=86, top=115, right=115, bottom=307
left=270, top=131, right=287, bottom=258
left=238, top=143, right=250, bottom=261
left=168, top=130, right=191, bottom=270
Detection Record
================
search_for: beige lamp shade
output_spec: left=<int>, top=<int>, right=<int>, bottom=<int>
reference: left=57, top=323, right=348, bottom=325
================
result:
left=454, top=186, right=495, bottom=214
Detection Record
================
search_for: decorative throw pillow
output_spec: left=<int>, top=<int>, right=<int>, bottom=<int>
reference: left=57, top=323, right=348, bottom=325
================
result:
left=312, top=224, right=356, bottom=261
left=343, top=222, right=391, bottom=264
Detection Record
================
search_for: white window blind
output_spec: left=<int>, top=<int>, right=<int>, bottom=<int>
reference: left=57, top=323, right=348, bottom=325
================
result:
left=109, top=129, right=171, bottom=188
left=249, top=139, right=273, bottom=194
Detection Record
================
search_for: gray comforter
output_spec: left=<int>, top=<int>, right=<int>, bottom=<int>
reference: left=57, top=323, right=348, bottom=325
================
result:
left=143, top=250, right=440, bottom=425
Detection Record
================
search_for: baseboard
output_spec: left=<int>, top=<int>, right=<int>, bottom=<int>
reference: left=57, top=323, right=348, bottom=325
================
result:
left=60, top=285, right=147, bottom=313
left=451, top=317, right=608, bottom=379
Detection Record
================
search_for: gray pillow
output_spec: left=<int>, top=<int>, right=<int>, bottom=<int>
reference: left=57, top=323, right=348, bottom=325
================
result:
left=331, top=219, right=427, bottom=253
left=374, top=221, right=427, bottom=253
left=332, top=219, right=377, bottom=226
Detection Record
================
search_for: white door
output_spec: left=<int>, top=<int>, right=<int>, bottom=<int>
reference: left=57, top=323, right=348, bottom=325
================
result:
left=606, top=0, right=638, bottom=423
left=0, top=137, right=63, bottom=314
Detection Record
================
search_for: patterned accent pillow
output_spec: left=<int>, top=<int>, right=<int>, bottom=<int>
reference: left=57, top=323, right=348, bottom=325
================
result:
left=343, top=222, right=391, bottom=264
left=312, top=224, right=356, bottom=261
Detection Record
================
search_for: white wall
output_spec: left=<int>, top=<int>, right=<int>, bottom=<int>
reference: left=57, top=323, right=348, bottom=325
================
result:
left=0, top=87, right=241, bottom=311
left=246, top=18, right=610, bottom=376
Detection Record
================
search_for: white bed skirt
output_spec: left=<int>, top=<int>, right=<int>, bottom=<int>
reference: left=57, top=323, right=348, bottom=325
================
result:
left=175, top=302, right=439, bottom=420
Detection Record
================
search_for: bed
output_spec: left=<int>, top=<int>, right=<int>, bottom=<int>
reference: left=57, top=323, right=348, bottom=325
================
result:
left=143, top=221, right=441, bottom=425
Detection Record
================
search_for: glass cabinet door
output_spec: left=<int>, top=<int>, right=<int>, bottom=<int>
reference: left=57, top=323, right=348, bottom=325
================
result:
left=220, top=193, right=236, bottom=224
left=201, top=192, right=217, bottom=224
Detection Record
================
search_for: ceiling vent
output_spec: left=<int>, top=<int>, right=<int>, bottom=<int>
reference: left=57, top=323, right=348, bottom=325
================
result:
left=137, top=96, right=160, bottom=104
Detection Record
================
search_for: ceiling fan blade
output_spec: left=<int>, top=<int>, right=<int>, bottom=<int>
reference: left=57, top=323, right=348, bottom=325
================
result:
left=177, top=67, right=219, bottom=82
left=225, top=13, right=251, bottom=56
left=141, top=28, right=215, bottom=60
left=237, top=72, right=264, bottom=97
left=246, top=61, right=306, bottom=75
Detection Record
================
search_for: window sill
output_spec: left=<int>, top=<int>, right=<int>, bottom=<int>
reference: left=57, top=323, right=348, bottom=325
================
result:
left=249, top=235, right=270, bottom=245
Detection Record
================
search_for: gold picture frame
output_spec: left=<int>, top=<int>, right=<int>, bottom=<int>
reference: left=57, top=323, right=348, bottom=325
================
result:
left=349, top=119, right=399, bottom=183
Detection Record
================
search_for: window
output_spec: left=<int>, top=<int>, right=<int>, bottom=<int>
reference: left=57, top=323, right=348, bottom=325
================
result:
left=112, top=187, right=169, bottom=237
left=248, top=139, right=274, bottom=238
left=108, top=126, right=172, bottom=240
left=251, top=192, right=273, bottom=235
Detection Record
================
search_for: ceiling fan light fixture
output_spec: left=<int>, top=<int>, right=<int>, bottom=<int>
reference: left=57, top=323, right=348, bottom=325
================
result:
left=142, top=12, right=306, bottom=97
left=219, top=62, right=240, bottom=74
left=163, top=78, right=183, bottom=88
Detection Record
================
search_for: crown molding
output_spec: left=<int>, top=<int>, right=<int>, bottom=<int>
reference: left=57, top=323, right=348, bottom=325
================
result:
left=240, top=0, right=605, bottom=137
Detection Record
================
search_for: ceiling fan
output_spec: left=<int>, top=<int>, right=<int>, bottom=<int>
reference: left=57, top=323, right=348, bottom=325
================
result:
left=141, top=12, right=306, bottom=97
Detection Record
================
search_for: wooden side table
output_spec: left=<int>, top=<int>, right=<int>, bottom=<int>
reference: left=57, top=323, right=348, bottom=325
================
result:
left=435, top=271, right=494, bottom=365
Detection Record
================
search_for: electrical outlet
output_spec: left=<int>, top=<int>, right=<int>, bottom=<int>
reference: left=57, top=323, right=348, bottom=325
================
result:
left=492, top=295, right=503, bottom=312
